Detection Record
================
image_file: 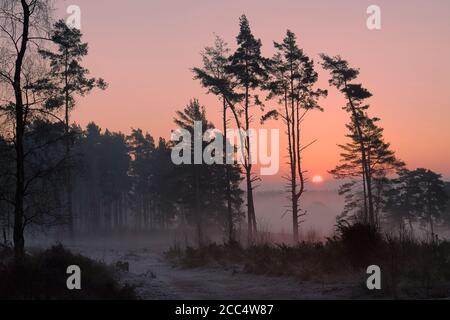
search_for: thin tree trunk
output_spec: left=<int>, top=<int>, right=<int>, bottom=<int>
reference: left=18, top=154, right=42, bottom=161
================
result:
left=13, top=0, right=31, bottom=259
left=295, top=101, right=305, bottom=242
left=194, top=165, right=203, bottom=246
left=220, top=95, right=253, bottom=241
left=290, top=82, right=299, bottom=242
left=362, top=167, right=368, bottom=224
left=429, top=211, right=435, bottom=239
left=244, top=85, right=257, bottom=242
left=223, top=98, right=234, bottom=243
left=64, top=50, right=74, bottom=238
left=221, top=81, right=257, bottom=243
left=344, top=81, right=374, bottom=226
left=65, top=131, right=74, bottom=235
left=7, top=204, right=11, bottom=241
left=366, top=146, right=375, bottom=226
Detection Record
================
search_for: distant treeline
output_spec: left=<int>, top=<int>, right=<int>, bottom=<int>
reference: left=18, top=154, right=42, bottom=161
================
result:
left=0, top=100, right=244, bottom=241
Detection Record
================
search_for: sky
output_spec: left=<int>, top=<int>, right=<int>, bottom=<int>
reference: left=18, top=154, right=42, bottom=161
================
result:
left=55, top=0, right=450, bottom=185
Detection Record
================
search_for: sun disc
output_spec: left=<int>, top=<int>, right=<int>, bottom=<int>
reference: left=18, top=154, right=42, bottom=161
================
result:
left=312, top=175, right=324, bottom=183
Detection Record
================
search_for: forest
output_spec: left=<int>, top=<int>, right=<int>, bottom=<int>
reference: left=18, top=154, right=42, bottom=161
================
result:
left=1, top=0, right=450, bottom=300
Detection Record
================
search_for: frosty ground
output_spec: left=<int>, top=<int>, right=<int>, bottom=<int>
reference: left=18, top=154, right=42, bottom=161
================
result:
left=28, top=234, right=371, bottom=300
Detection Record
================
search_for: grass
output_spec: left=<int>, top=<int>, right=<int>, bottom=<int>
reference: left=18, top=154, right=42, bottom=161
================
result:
left=166, top=241, right=348, bottom=281
left=0, top=244, right=137, bottom=300
left=166, top=224, right=450, bottom=299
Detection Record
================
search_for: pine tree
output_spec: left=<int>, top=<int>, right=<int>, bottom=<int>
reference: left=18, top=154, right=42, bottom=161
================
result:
left=321, top=55, right=402, bottom=227
left=264, top=30, right=327, bottom=242
left=38, top=20, right=107, bottom=236
left=192, top=36, right=238, bottom=242
left=173, top=99, right=243, bottom=245
left=151, top=138, right=178, bottom=228
left=127, top=129, right=155, bottom=229
left=386, top=169, right=448, bottom=238
left=193, top=15, right=267, bottom=243
left=330, top=116, right=404, bottom=226
left=227, top=15, right=268, bottom=241
left=97, top=130, right=130, bottom=231
left=174, top=99, right=214, bottom=245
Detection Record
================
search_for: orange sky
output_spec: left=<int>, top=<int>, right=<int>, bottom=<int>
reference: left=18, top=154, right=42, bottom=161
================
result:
left=56, top=0, right=450, bottom=183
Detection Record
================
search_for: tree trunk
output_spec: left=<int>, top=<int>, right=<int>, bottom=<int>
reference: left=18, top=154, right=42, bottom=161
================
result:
left=429, top=212, right=435, bottom=239
left=13, top=0, right=31, bottom=259
left=244, top=85, right=257, bottom=243
left=194, top=164, right=203, bottom=246
left=245, top=170, right=256, bottom=240
left=64, top=50, right=75, bottom=238
left=362, top=167, right=368, bottom=224
left=344, top=82, right=375, bottom=227
left=223, top=98, right=234, bottom=243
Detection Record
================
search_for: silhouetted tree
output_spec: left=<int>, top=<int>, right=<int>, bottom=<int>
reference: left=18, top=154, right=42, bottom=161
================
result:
left=151, top=138, right=178, bottom=229
left=193, top=35, right=240, bottom=243
left=174, top=99, right=212, bottom=245
left=0, top=118, right=69, bottom=240
left=263, top=30, right=327, bottom=242
left=0, top=136, right=14, bottom=244
left=194, top=15, right=267, bottom=243
left=385, top=169, right=422, bottom=233
left=321, top=55, right=402, bottom=228
left=0, top=0, right=53, bottom=257
left=22, top=120, right=68, bottom=231
left=173, top=99, right=243, bottom=245
left=227, top=15, right=268, bottom=241
left=38, top=20, right=107, bottom=236
left=330, top=116, right=404, bottom=226
left=73, top=122, right=103, bottom=231
left=386, top=169, right=448, bottom=238
left=97, top=130, right=130, bottom=231
left=127, top=129, right=158, bottom=229
left=72, top=123, right=130, bottom=232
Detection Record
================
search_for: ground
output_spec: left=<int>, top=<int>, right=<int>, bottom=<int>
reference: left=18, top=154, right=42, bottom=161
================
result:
left=48, top=235, right=373, bottom=300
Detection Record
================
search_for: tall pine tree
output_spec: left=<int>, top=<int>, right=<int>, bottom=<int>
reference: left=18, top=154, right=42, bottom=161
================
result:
left=38, top=20, right=107, bottom=236
left=264, top=30, right=326, bottom=242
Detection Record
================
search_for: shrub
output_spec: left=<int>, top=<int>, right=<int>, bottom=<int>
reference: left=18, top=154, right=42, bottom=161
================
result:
left=0, top=244, right=137, bottom=300
left=337, top=222, right=383, bottom=268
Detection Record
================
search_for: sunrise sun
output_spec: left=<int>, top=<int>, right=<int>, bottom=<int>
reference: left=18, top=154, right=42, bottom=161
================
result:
left=312, top=175, right=324, bottom=183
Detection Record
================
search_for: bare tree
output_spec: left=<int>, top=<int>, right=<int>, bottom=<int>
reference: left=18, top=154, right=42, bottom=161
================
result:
left=0, top=0, right=52, bottom=258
